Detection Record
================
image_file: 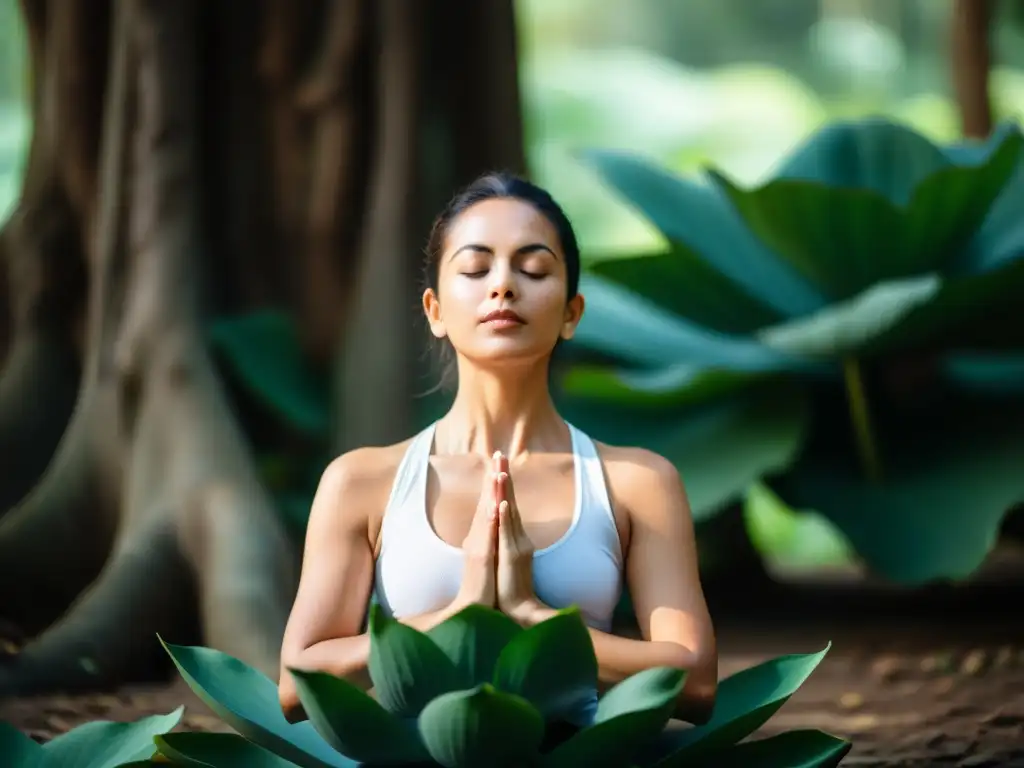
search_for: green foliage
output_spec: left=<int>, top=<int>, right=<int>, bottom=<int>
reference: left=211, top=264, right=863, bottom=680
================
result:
left=0, top=708, right=183, bottom=767
left=208, top=311, right=330, bottom=440
left=566, top=117, right=1024, bottom=584
left=150, top=604, right=844, bottom=767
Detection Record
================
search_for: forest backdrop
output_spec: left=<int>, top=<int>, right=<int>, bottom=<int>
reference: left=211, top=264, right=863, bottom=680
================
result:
left=0, top=0, right=1022, bottom=699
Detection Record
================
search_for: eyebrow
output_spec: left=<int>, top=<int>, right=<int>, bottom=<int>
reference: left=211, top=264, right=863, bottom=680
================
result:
left=447, top=243, right=559, bottom=262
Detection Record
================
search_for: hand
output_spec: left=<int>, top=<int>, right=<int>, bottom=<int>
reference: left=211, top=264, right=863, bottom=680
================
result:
left=453, top=465, right=499, bottom=610
left=493, top=453, right=541, bottom=623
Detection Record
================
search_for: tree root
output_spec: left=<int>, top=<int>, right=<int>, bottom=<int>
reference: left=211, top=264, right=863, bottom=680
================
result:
left=0, top=387, right=118, bottom=633
left=0, top=333, right=80, bottom=513
left=0, top=519, right=193, bottom=696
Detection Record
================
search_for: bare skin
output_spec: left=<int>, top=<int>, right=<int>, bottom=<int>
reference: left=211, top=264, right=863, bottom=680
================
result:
left=278, top=197, right=717, bottom=724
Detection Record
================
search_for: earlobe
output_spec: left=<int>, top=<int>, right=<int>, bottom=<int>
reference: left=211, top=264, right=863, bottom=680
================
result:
left=561, top=293, right=585, bottom=339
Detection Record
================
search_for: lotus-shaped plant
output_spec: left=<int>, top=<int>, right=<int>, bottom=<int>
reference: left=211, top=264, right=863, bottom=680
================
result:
left=561, top=118, right=1024, bottom=584
left=113, top=605, right=847, bottom=767
left=0, top=708, right=183, bottom=767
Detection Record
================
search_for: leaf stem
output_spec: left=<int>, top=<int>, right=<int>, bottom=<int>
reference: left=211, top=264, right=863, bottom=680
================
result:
left=842, top=358, right=882, bottom=483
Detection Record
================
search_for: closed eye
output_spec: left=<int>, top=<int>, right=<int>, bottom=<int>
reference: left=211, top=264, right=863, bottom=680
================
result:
left=460, top=270, right=489, bottom=278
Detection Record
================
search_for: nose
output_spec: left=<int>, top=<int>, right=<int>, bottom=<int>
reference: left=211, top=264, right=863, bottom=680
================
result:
left=488, top=262, right=517, bottom=301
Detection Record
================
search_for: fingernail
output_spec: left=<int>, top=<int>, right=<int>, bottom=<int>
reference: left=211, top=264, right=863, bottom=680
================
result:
left=492, top=450, right=501, bottom=460
left=499, top=500, right=509, bottom=517
left=498, top=472, right=507, bottom=482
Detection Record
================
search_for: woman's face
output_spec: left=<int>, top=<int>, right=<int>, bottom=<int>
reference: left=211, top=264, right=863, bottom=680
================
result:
left=423, top=198, right=584, bottom=367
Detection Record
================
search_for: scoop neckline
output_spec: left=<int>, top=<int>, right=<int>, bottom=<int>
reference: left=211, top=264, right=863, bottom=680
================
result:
left=419, top=422, right=584, bottom=557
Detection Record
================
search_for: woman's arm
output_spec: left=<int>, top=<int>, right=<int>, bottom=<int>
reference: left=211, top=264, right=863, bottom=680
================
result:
left=519, top=449, right=717, bottom=724
left=277, top=450, right=461, bottom=722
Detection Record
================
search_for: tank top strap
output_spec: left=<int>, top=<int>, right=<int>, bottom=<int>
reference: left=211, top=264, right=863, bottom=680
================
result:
left=565, top=421, right=616, bottom=527
left=380, top=422, right=436, bottom=545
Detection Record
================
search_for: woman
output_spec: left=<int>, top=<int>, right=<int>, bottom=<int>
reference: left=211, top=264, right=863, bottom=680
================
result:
left=277, top=173, right=717, bottom=726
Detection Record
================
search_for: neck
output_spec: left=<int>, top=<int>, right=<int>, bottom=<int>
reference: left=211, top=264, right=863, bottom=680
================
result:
left=436, top=357, right=566, bottom=459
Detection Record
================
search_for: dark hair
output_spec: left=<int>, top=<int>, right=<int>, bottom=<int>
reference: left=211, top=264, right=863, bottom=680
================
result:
left=421, top=171, right=581, bottom=391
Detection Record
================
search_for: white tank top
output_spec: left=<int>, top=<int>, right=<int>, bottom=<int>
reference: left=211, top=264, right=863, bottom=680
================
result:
left=373, top=421, right=624, bottom=632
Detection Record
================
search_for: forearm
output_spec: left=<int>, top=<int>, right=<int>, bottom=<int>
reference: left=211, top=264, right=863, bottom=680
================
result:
left=279, top=602, right=463, bottom=721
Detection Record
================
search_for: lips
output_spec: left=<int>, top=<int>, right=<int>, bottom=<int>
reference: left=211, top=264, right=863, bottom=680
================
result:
left=481, top=308, right=526, bottom=325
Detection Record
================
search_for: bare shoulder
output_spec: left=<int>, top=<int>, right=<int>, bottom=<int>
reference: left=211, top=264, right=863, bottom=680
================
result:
left=592, top=441, right=688, bottom=519
left=306, top=438, right=416, bottom=543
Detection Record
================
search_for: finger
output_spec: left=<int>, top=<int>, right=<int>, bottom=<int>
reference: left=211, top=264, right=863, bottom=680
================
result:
left=497, top=500, right=512, bottom=550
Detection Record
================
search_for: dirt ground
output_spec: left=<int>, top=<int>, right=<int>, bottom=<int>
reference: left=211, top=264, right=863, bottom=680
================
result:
left=2, top=580, right=1024, bottom=767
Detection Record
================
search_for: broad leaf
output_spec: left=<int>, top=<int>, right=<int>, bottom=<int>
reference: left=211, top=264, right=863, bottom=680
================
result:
left=650, top=645, right=830, bottom=765
left=562, top=364, right=760, bottom=409
left=943, top=122, right=1024, bottom=274
left=755, top=274, right=940, bottom=357
left=579, top=149, right=826, bottom=317
left=367, top=604, right=461, bottom=717
left=902, top=133, right=1021, bottom=274
left=575, top=274, right=805, bottom=371
left=542, top=667, right=687, bottom=767
left=160, top=638, right=354, bottom=768
left=492, top=607, right=597, bottom=721
left=290, top=669, right=427, bottom=763
left=558, top=383, right=810, bottom=522
left=774, top=117, right=950, bottom=203
left=694, top=729, right=851, bottom=768
left=209, top=311, right=329, bottom=439
left=713, top=173, right=907, bottom=299
left=780, top=403, right=1024, bottom=583
left=426, top=605, right=522, bottom=687
left=36, top=708, right=183, bottom=768
left=155, top=732, right=301, bottom=767
left=0, top=722, right=41, bottom=765
left=417, top=684, right=544, bottom=768
left=587, top=247, right=784, bottom=334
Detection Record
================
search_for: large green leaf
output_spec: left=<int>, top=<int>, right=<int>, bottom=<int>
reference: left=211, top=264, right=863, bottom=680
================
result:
left=586, top=246, right=784, bottom=334
left=160, top=639, right=354, bottom=768
left=541, top=667, right=687, bottom=767
left=575, top=274, right=805, bottom=371
left=367, top=604, right=461, bottom=718
left=34, top=708, right=183, bottom=768
left=774, top=118, right=950, bottom=203
left=0, top=722, right=42, bottom=765
left=712, top=174, right=905, bottom=299
left=755, top=274, right=940, bottom=358
left=418, top=684, right=544, bottom=768
left=579, top=149, right=825, bottom=318
left=558, top=382, right=810, bottom=522
left=290, top=669, right=427, bottom=763
left=492, top=607, right=598, bottom=721
left=650, top=645, right=830, bottom=766
left=712, top=127, right=1020, bottom=301
left=694, top=729, right=851, bottom=768
left=155, top=732, right=301, bottom=767
left=562, top=364, right=761, bottom=410
left=426, top=605, right=523, bottom=687
left=943, top=122, right=1024, bottom=274
left=902, top=132, right=1022, bottom=274
left=208, top=310, right=330, bottom=439
left=781, top=403, right=1024, bottom=583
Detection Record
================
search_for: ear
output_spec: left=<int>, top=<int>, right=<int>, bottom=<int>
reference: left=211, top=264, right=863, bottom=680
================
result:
left=560, top=293, right=585, bottom=340
left=423, top=287, right=447, bottom=339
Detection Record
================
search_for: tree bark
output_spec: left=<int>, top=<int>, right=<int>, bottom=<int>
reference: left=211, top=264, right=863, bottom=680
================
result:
left=0, top=0, right=525, bottom=697
left=951, top=0, right=995, bottom=139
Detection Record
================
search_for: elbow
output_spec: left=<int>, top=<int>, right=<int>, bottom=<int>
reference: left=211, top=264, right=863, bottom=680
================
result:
left=667, top=643, right=717, bottom=725
left=679, top=680, right=716, bottom=725
left=278, top=670, right=307, bottom=723
left=278, top=648, right=308, bottom=723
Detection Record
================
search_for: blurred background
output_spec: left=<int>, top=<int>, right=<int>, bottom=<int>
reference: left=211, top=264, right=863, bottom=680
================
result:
left=0, top=1, right=1022, bottom=759
left=0, top=0, right=1019, bottom=761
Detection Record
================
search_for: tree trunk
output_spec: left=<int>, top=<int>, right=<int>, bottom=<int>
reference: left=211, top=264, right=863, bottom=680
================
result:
left=0, top=0, right=524, bottom=697
left=951, top=0, right=995, bottom=139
